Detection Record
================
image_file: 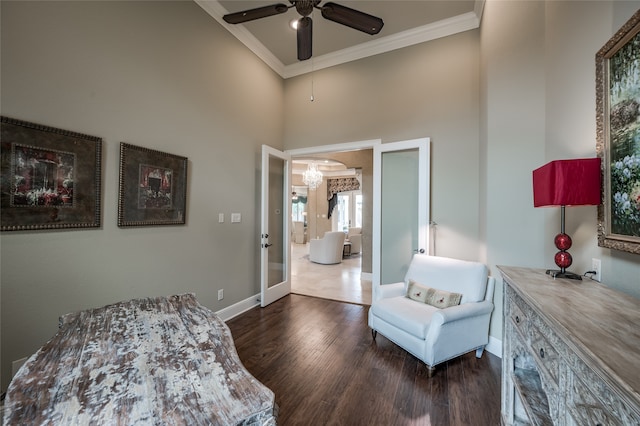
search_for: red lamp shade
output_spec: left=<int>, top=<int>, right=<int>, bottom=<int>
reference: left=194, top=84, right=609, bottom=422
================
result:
left=533, top=158, right=601, bottom=207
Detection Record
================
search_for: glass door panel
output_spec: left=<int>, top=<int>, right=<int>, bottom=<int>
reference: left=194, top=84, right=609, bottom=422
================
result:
left=380, top=149, right=420, bottom=283
left=373, top=138, right=430, bottom=299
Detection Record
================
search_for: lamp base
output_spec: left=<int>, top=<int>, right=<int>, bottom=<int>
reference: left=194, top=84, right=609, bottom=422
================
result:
left=546, top=269, right=582, bottom=280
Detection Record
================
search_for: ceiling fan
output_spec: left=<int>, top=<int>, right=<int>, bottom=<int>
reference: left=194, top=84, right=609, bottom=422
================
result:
left=223, top=1, right=384, bottom=61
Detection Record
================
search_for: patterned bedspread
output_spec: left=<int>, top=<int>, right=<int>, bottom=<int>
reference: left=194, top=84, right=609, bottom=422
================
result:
left=3, top=293, right=276, bottom=425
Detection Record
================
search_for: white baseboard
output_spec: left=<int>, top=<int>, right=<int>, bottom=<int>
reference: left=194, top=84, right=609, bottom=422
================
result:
left=486, top=335, right=502, bottom=358
left=216, top=294, right=261, bottom=322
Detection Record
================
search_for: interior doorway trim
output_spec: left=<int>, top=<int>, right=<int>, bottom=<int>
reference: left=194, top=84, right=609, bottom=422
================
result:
left=286, top=139, right=381, bottom=157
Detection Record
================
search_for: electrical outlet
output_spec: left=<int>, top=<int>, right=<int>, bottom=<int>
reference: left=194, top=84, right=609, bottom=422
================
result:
left=218, top=289, right=224, bottom=300
left=591, top=258, right=602, bottom=282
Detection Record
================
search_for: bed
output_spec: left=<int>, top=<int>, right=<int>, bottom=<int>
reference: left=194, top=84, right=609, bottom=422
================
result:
left=3, top=293, right=277, bottom=425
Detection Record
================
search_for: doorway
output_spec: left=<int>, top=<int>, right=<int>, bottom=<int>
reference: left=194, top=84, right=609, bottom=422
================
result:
left=287, top=140, right=378, bottom=305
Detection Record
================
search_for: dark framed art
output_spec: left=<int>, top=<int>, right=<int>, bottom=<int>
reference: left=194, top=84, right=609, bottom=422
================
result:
left=596, top=9, right=640, bottom=255
left=0, top=116, right=102, bottom=231
left=118, top=142, right=188, bottom=227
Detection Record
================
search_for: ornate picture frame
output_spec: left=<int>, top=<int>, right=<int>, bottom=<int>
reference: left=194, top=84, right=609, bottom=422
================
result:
left=118, top=142, right=188, bottom=227
left=0, top=116, right=102, bottom=231
left=596, top=9, right=640, bottom=254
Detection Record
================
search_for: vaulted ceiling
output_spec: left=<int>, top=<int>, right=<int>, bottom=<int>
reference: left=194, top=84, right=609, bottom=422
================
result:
left=195, top=0, right=484, bottom=78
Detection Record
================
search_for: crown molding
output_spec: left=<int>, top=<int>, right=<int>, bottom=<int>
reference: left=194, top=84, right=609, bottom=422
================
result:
left=195, top=0, right=483, bottom=79
left=194, top=0, right=286, bottom=76
left=283, top=11, right=480, bottom=78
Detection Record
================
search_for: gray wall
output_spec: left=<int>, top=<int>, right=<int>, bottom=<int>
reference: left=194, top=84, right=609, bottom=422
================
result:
left=0, top=1, right=283, bottom=390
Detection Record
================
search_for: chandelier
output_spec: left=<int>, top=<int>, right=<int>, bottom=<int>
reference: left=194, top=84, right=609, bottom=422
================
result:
left=302, top=162, right=323, bottom=190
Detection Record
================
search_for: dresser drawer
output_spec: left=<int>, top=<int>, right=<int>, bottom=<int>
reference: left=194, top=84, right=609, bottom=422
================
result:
left=530, top=324, right=560, bottom=389
left=507, top=287, right=529, bottom=339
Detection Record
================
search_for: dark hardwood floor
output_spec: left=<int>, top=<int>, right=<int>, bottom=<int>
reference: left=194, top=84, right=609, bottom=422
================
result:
left=226, top=294, right=502, bottom=426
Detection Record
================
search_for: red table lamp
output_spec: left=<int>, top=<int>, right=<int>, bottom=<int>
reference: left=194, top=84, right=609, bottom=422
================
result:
left=532, top=158, right=601, bottom=280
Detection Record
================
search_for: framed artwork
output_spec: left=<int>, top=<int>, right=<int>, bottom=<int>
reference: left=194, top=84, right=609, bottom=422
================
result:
left=596, top=9, right=640, bottom=254
left=0, top=116, right=102, bottom=231
left=118, top=142, right=188, bottom=227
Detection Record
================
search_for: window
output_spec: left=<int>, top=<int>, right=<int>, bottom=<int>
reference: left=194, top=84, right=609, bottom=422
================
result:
left=335, top=191, right=362, bottom=232
left=291, top=187, right=307, bottom=224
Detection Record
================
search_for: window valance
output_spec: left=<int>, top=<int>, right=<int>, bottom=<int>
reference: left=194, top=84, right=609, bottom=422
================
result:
left=327, top=177, right=360, bottom=218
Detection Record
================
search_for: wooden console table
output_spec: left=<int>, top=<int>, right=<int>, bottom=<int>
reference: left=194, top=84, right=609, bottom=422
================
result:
left=3, top=293, right=277, bottom=425
left=499, top=266, right=640, bottom=425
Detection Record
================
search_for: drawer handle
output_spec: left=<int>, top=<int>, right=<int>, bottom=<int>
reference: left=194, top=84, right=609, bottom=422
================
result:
left=515, top=315, right=520, bottom=324
left=539, top=348, right=545, bottom=358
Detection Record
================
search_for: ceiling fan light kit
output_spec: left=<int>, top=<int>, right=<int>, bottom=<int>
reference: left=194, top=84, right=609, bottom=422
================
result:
left=223, top=1, right=384, bottom=61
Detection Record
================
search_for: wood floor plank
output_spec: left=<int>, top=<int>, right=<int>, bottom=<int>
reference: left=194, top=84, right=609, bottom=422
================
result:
left=226, top=294, right=501, bottom=426
left=422, top=357, right=450, bottom=425
left=464, top=350, right=502, bottom=426
left=446, top=355, right=472, bottom=425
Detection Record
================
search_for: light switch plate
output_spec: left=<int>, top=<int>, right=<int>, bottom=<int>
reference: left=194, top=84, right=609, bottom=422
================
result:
left=231, top=213, right=241, bottom=223
left=218, top=213, right=224, bottom=223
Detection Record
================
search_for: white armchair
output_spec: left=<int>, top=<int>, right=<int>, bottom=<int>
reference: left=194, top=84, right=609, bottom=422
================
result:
left=309, top=231, right=345, bottom=265
left=368, top=254, right=495, bottom=376
left=346, top=227, right=362, bottom=254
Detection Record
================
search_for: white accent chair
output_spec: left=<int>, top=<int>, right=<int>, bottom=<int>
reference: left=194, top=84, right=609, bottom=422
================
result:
left=309, top=231, right=346, bottom=265
left=346, top=227, right=362, bottom=254
left=368, top=254, right=495, bottom=376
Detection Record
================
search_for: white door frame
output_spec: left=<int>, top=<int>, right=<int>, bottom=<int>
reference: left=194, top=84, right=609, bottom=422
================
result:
left=260, top=145, right=292, bottom=307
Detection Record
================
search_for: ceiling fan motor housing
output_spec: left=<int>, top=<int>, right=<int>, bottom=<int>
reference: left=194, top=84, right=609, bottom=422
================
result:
left=291, top=1, right=321, bottom=17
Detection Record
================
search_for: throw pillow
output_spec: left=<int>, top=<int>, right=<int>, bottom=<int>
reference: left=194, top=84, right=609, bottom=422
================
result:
left=406, top=279, right=463, bottom=309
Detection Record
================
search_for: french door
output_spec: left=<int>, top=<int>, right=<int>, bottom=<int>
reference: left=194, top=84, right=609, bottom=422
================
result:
left=372, top=138, right=430, bottom=300
left=260, top=145, right=291, bottom=307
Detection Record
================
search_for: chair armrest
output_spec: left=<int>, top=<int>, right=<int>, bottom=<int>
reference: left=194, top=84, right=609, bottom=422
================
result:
left=377, top=282, right=405, bottom=300
left=425, top=300, right=495, bottom=366
left=432, top=300, right=494, bottom=325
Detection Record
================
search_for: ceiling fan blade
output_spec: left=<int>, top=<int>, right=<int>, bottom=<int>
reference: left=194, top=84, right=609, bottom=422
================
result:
left=297, top=17, right=313, bottom=61
left=320, top=2, right=383, bottom=35
left=223, top=4, right=289, bottom=24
